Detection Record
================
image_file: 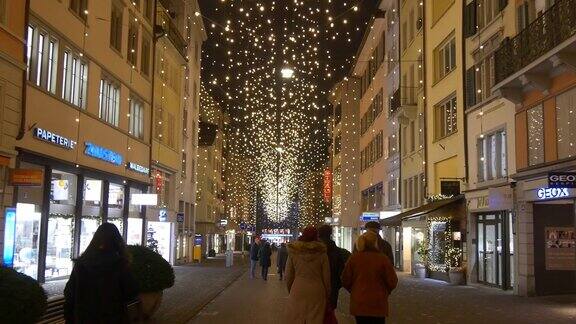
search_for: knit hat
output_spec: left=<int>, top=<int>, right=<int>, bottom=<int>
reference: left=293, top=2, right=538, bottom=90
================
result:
left=299, top=226, right=318, bottom=242
left=356, top=231, right=379, bottom=252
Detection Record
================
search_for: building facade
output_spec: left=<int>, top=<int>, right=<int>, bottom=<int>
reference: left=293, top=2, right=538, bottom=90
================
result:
left=0, top=0, right=26, bottom=261
left=492, top=0, right=576, bottom=296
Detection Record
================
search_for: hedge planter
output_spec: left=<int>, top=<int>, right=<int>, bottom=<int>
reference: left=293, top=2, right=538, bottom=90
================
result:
left=413, top=264, right=427, bottom=279
left=0, top=267, right=47, bottom=324
left=448, top=269, right=465, bottom=285
left=127, top=245, right=175, bottom=319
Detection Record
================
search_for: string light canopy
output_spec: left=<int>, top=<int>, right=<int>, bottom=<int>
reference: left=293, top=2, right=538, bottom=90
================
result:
left=198, top=0, right=379, bottom=230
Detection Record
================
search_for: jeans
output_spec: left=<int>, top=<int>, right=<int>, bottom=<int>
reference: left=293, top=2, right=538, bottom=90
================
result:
left=250, top=260, right=258, bottom=278
left=355, top=316, right=385, bottom=324
left=261, top=266, right=269, bottom=280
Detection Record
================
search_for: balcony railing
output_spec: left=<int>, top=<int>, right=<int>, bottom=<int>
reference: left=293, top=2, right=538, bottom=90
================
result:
left=157, top=10, right=187, bottom=58
left=495, top=0, right=576, bottom=84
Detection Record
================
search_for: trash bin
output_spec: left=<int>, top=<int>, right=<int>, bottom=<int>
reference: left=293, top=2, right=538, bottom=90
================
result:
left=225, top=250, right=234, bottom=268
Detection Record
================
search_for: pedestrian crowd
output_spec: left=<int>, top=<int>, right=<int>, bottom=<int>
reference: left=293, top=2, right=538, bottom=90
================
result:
left=248, top=221, right=398, bottom=324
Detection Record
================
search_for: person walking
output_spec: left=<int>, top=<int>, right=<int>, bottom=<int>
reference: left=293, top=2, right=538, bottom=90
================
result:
left=285, top=226, right=330, bottom=324
left=249, top=237, right=261, bottom=279
left=64, top=223, right=139, bottom=323
left=277, top=242, right=288, bottom=280
left=342, top=231, right=398, bottom=324
left=318, top=224, right=350, bottom=310
left=259, top=240, right=272, bottom=280
left=362, top=221, right=395, bottom=265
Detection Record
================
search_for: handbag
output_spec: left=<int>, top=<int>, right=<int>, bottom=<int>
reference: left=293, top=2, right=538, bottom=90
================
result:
left=324, top=305, right=338, bottom=324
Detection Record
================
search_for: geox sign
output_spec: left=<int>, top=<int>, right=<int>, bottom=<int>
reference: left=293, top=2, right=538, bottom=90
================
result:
left=548, top=172, right=576, bottom=188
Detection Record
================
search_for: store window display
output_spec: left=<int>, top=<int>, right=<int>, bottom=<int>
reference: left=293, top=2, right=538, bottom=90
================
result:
left=46, top=170, right=76, bottom=279
left=14, top=162, right=44, bottom=279
left=80, top=178, right=103, bottom=254
left=107, top=183, right=124, bottom=234
left=127, top=187, right=144, bottom=245
left=147, top=221, right=171, bottom=262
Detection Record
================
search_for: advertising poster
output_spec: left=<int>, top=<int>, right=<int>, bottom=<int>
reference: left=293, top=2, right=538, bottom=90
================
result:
left=52, top=179, right=69, bottom=201
left=545, top=227, right=576, bottom=271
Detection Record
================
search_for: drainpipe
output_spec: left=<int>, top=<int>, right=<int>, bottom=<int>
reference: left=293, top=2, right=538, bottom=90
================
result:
left=462, top=0, right=470, bottom=186
left=422, top=0, right=428, bottom=199
left=16, top=0, right=31, bottom=141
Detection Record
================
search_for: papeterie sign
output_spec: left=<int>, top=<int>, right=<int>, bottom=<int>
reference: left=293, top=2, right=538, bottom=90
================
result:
left=84, top=142, right=123, bottom=166
left=548, top=172, right=576, bottom=188
left=34, top=127, right=76, bottom=149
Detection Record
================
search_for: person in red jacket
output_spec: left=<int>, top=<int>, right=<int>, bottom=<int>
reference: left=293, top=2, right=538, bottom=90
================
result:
left=341, top=231, right=398, bottom=324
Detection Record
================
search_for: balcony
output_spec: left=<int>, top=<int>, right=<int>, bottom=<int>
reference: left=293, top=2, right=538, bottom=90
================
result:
left=156, top=10, right=187, bottom=58
left=493, top=0, right=576, bottom=102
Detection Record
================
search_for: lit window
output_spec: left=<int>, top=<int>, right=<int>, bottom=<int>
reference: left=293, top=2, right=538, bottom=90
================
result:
left=99, top=77, right=120, bottom=126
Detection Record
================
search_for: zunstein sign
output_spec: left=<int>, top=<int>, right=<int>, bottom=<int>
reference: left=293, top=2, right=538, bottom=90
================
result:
left=548, top=172, right=576, bottom=188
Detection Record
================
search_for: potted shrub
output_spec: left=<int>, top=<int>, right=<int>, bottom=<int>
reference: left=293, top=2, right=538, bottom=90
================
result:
left=414, top=241, right=429, bottom=278
left=127, top=245, right=175, bottom=319
left=447, top=246, right=465, bottom=285
left=0, top=267, right=47, bottom=323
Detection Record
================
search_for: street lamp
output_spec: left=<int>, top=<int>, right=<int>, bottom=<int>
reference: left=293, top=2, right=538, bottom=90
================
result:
left=281, top=67, right=294, bottom=79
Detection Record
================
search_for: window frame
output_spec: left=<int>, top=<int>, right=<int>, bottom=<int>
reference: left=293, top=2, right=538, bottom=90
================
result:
left=434, top=94, right=458, bottom=140
left=477, top=128, right=508, bottom=182
left=127, top=15, right=139, bottom=68
left=61, top=48, right=89, bottom=109
left=527, top=104, right=545, bottom=166
left=98, top=76, right=121, bottom=127
left=110, top=3, right=123, bottom=53
left=26, top=24, right=59, bottom=94
left=129, top=96, right=145, bottom=139
left=555, top=87, right=576, bottom=160
left=69, top=0, right=89, bottom=23
left=434, top=33, right=457, bottom=82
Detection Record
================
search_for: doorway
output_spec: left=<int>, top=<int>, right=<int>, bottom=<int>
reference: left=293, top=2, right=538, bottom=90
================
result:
left=477, top=212, right=513, bottom=289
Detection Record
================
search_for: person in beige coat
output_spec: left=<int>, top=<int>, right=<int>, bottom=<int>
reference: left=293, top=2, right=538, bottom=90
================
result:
left=285, top=226, right=331, bottom=324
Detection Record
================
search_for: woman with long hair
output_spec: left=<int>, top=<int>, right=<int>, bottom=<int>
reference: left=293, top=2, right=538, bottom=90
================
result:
left=285, top=226, right=330, bottom=324
left=64, top=223, right=138, bottom=323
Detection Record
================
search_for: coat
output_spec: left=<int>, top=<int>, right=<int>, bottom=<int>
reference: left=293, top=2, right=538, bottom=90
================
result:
left=341, top=251, right=398, bottom=318
left=320, top=238, right=350, bottom=309
left=250, top=242, right=260, bottom=261
left=259, top=243, right=272, bottom=268
left=277, top=245, right=288, bottom=270
left=64, top=251, right=138, bottom=323
left=285, top=241, right=330, bottom=324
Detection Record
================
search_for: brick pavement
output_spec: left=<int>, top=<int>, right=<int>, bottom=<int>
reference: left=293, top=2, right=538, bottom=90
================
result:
left=189, top=269, right=576, bottom=324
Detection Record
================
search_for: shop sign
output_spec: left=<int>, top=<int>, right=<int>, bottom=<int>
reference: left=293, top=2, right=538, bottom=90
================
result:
left=323, top=168, right=333, bottom=203
left=548, top=172, right=576, bottom=188
left=159, top=208, right=168, bottom=222
left=84, top=142, right=123, bottom=166
left=194, top=234, right=203, bottom=245
left=131, top=193, right=158, bottom=206
left=2, top=208, right=16, bottom=267
left=177, top=213, right=184, bottom=223
left=360, top=212, right=379, bottom=222
left=220, top=219, right=228, bottom=226
left=9, top=169, right=43, bottom=186
left=34, top=127, right=77, bottom=150
left=537, top=188, right=569, bottom=200
left=128, top=162, right=149, bottom=175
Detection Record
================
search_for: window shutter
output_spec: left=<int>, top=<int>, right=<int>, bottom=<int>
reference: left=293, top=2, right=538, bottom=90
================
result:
left=499, top=0, right=508, bottom=11
left=464, top=0, right=477, bottom=38
left=466, top=66, right=477, bottom=108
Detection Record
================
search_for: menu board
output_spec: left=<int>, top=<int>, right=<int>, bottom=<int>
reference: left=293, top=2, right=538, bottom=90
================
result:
left=545, top=227, right=576, bottom=271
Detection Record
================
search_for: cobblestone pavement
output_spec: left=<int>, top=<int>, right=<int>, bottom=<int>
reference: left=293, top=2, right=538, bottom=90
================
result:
left=190, top=268, right=576, bottom=324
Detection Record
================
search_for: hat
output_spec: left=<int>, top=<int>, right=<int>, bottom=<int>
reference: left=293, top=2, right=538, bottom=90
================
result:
left=365, top=221, right=381, bottom=230
left=299, top=226, right=318, bottom=242
left=356, top=231, right=379, bottom=252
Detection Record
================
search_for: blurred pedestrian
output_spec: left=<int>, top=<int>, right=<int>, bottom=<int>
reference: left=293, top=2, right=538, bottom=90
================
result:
left=318, top=224, right=350, bottom=310
left=277, top=243, right=288, bottom=280
left=259, top=240, right=272, bottom=280
left=64, top=223, right=138, bottom=323
left=342, top=231, right=398, bottom=324
left=360, top=221, right=395, bottom=265
left=285, top=226, right=330, bottom=324
left=250, top=237, right=261, bottom=279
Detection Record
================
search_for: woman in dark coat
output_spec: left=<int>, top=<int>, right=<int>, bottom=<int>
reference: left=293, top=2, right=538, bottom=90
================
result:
left=258, top=241, right=272, bottom=280
left=64, top=223, right=138, bottom=323
left=277, top=243, right=288, bottom=280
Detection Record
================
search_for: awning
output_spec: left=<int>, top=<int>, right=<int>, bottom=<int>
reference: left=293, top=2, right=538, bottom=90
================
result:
left=381, top=195, right=465, bottom=226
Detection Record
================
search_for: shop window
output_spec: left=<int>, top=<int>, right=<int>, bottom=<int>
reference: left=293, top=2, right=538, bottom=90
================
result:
left=110, top=4, right=123, bottom=52
left=527, top=104, right=544, bottom=166
left=62, top=50, right=88, bottom=109
left=478, top=129, right=507, bottom=182
left=129, top=97, right=144, bottom=139
left=429, top=221, right=448, bottom=269
left=46, top=170, right=77, bottom=280
left=26, top=25, right=58, bottom=94
left=107, top=183, right=124, bottom=234
left=434, top=34, right=456, bottom=82
left=146, top=222, right=171, bottom=262
left=127, top=17, right=138, bottom=68
left=14, top=162, right=45, bottom=279
left=556, top=87, right=576, bottom=159
left=69, top=0, right=88, bottom=22
left=127, top=187, right=144, bottom=245
left=99, top=77, right=120, bottom=126
left=434, top=95, right=457, bottom=140
left=80, top=178, right=103, bottom=254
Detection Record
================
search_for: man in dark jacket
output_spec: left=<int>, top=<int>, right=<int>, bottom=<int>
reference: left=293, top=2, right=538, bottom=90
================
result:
left=364, top=221, right=395, bottom=265
left=258, top=241, right=272, bottom=280
left=276, top=243, right=288, bottom=280
left=318, top=225, right=350, bottom=310
left=249, top=237, right=260, bottom=279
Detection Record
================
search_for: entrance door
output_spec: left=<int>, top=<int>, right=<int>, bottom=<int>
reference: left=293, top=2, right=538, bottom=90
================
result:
left=477, top=212, right=512, bottom=288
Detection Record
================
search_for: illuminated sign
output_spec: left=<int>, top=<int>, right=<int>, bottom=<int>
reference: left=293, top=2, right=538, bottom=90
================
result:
left=128, top=162, right=150, bottom=175
left=84, top=142, right=123, bottom=165
left=548, top=172, right=576, bottom=188
left=323, top=169, right=333, bottom=203
left=537, top=188, right=569, bottom=200
left=34, top=127, right=76, bottom=149
left=9, top=169, right=43, bottom=186
left=360, top=212, right=380, bottom=222
left=159, top=209, right=168, bottom=222
left=177, top=213, right=185, bottom=223
left=379, top=211, right=400, bottom=219
left=2, top=208, right=16, bottom=267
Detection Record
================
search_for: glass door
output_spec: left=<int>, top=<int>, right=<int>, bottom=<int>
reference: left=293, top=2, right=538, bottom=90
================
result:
left=477, top=212, right=512, bottom=289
